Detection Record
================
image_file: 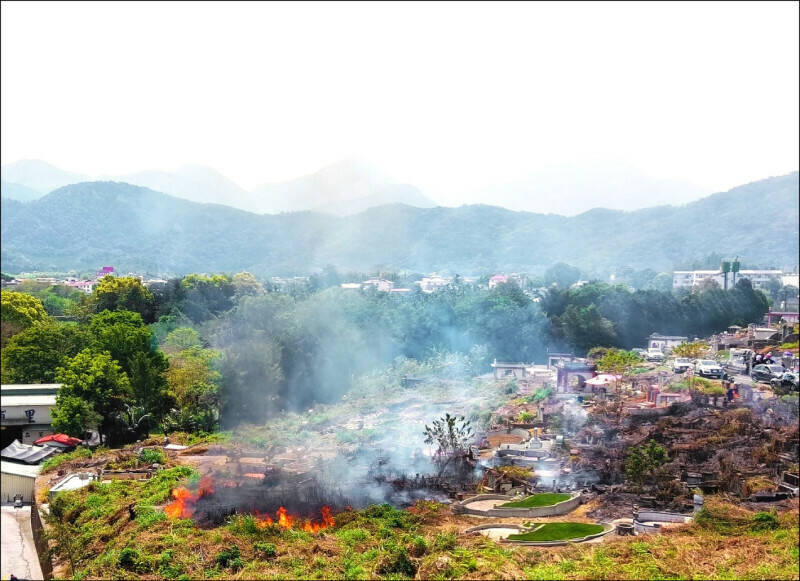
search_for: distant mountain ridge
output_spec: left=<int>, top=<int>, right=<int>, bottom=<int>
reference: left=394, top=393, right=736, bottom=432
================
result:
left=2, top=172, right=797, bottom=276
left=1, top=159, right=89, bottom=196
left=0, top=158, right=438, bottom=216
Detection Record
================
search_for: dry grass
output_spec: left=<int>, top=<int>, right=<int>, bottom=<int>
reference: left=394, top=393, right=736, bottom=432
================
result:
left=45, top=480, right=799, bottom=581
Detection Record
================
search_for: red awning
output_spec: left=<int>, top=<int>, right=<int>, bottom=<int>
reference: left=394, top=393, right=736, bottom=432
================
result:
left=33, top=433, right=83, bottom=447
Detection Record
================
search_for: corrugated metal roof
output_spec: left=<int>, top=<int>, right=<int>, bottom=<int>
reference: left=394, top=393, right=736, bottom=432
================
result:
left=0, top=395, right=57, bottom=406
left=1, top=461, right=43, bottom=478
left=1, top=440, right=57, bottom=464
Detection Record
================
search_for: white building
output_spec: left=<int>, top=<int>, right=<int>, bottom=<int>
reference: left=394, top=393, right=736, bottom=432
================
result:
left=362, top=278, right=394, bottom=292
left=1, top=384, right=60, bottom=446
left=647, top=334, right=688, bottom=352
left=781, top=273, right=799, bottom=288
left=418, top=275, right=451, bottom=293
left=672, top=269, right=784, bottom=291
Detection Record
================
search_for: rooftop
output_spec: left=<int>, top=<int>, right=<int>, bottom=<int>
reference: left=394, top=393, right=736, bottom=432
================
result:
left=1, top=384, right=62, bottom=396
left=0, top=394, right=58, bottom=407
left=0, top=460, right=43, bottom=478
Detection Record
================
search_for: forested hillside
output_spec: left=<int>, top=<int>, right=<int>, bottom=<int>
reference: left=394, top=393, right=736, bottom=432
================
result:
left=1, top=173, right=797, bottom=275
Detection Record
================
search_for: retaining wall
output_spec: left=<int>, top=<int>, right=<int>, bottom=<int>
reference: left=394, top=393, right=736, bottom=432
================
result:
left=634, top=510, right=693, bottom=523
left=501, top=522, right=615, bottom=546
left=456, top=493, right=582, bottom=518
left=31, top=499, right=53, bottom=580
left=463, top=522, right=616, bottom=546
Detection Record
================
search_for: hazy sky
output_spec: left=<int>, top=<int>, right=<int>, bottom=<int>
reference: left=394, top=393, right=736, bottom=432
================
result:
left=2, top=1, right=798, bottom=204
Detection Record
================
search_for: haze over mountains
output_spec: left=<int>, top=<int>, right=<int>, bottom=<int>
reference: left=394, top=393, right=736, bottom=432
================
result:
left=1, top=158, right=437, bottom=216
left=2, top=158, right=710, bottom=216
left=1, top=172, right=797, bottom=276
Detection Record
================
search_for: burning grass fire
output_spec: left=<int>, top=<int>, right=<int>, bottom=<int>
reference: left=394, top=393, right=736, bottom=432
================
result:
left=252, top=505, right=335, bottom=533
left=164, top=473, right=337, bottom=533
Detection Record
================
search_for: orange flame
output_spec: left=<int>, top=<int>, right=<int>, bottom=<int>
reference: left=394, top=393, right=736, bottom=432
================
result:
left=164, top=475, right=216, bottom=519
left=252, top=506, right=334, bottom=533
left=165, top=475, right=335, bottom=533
left=164, top=486, right=194, bottom=519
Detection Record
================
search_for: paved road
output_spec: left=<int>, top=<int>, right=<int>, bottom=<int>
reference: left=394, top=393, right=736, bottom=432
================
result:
left=1, top=505, right=44, bottom=581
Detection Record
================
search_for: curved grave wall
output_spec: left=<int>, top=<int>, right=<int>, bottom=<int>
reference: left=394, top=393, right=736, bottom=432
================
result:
left=456, top=492, right=582, bottom=517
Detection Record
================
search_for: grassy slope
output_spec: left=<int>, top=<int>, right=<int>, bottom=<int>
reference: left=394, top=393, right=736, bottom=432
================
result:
left=507, top=522, right=605, bottom=542
left=47, top=479, right=799, bottom=580
left=499, top=493, right=572, bottom=508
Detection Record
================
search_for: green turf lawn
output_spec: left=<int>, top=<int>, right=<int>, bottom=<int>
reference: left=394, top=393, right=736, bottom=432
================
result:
left=507, top=522, right=604, bottom=541
left=498, top=492, right=571, bottom=508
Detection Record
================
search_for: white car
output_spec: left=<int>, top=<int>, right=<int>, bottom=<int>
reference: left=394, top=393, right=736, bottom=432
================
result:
left=672, top=358, right=692, bottom=373
left=694, top=359, right=723, bottom=379
left=646, top=348, right=665, bottom=362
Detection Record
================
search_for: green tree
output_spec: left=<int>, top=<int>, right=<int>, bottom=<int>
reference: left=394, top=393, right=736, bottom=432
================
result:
left=163, top=327, right=203, bottom=354
left=1, top=322, right=91, bottom=383
left=232, top=271, right=264, bottom=298
left=625, top=439, right=667, bottom=487
left=91, top=276, right=156, bottom=322
left=164, top=346, right=221, bottom=433
left=672, top=341, right=709, bottom=359
left=596, top=348, right=641, bottom=376
left=54, top=349, right=132, bottom=445
left=557, top=303, right=618, bottom=353
left=50, top=395, right=102, bottom=438
left=89, top=310, right=153, bottom=372
left=423, top=413, right=474, bottom=478
left=1, top=290, right=49, bottom=346
left=424, top=413, right=474, bottom=456
left=596, top=348, right=641, bottom=396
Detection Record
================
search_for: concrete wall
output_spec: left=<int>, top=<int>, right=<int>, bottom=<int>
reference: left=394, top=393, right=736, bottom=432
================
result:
left=458, top=493, right=582, bottom=518
left=635, top=511, right=692, bottom=523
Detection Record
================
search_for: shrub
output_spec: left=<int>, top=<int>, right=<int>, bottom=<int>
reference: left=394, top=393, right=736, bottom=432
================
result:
left=376, top=541, right=417, bottom=577
left=407, top=534, right=428, bottom=557
left=215, top=545, right=243, bottom=570
left=139, top=448, right=166, bottom=464
left=337, top=528, right=370, bottom=544
left=135, top=505, right=167, bottom=529
left=118, top=547, right=140, bottom=571
left=433, top=531, right=457, bottom=551
left=752, top=510, right=779, bottom=530
left=254, top=542, right=276, bottom=558
left=158, top=548, right=185, bottom=579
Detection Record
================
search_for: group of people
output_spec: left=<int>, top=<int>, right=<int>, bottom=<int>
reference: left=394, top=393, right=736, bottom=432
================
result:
left=743, top=350, right=777, bottom=373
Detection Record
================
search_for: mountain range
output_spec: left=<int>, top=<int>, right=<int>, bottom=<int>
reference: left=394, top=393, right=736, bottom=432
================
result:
left=1, top=159, right=437, bottom=216
left=1, top=158, right=713, bottom=217
left=1, top=172, right=797, bottom=276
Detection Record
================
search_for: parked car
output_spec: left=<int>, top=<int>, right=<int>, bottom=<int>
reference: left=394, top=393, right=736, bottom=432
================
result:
left=751, top=364, right=787, bottom=383
left=694, top=359, right=723, bottom=379
left=646, top=348, right=665, bottom=362
left=770, top=371, right=799, bottom=392
left=672, top=357, right=692, bottom=373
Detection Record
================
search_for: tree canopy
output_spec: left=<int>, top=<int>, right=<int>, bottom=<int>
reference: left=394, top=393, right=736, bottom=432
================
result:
left=1, top=290, right=49, bottom=346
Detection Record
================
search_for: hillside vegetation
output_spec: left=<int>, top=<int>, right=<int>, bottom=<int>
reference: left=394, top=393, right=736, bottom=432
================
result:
left=43, top=476, right=799, bottom=581
left=1, top=172, right=797, bottom=275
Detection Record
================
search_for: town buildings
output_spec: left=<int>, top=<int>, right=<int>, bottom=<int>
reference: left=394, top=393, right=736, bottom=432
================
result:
left=672, top=269, right=788, bottom=291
